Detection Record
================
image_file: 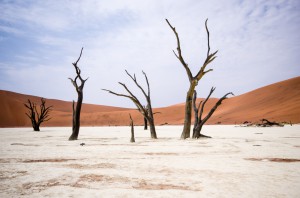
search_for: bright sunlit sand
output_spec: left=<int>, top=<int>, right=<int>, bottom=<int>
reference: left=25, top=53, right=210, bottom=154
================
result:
left=1, top=125, right=299, bottom=197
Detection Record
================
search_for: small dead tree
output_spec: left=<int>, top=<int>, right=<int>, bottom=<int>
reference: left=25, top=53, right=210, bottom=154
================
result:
left=166, top=19, right=218, bottom=139
left=24, top=98, right=52, bottom=131
left=68, top=47, right=88, bottom=140
left=192, top=88, right=233, bottom=138
left=103, top=70, right=157, bottom=139
left=129, top=114, right=135, bottom=143
left=260, top=119, right=283, bottom=127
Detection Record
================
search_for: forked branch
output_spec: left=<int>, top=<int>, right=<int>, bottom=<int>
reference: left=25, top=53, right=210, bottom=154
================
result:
left=195, top=19, right=218, bottom=80
left=69, top=47, right=88, bottom=92
left=192, top=88, right=234, bottom=138
left=199, top=87, right=216, bottom=121
left=166, top=19, right=193, bottom=82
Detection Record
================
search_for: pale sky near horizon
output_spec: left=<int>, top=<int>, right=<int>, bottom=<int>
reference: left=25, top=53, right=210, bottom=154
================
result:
left=0, top=0, right=299, bottom=108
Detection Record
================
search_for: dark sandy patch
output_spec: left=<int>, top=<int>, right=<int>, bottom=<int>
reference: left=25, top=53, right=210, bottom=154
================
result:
left=0, top=171, right=27, bottom=179
left=23, top=179, right=60, bottom=191
left=77, top=174, right=196, bottom=191
left=144, top=152, right=178, bottom=156
left=245, top=158, right=300, bottom=162
left=133, top=179, right=195, bottom=191
left=21, top=175, right=79, bottom=194
left=66, top=163, right=116, bottom=169
left=77, top=174, right=130, bottom=183
left=0, top=159, right=11, bottom=163
left=23, top=159, right=76, bottom=163
left=11, top=143, right=40, bottom=146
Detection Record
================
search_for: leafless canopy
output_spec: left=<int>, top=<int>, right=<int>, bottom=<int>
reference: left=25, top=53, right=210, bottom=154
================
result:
left=103, top=70, right=157, bottom=139
left=165, top=19, right=217, bottom=83
left=68, top=48, right=89, bottom=94
left=24, top=98, right=53, bottom=131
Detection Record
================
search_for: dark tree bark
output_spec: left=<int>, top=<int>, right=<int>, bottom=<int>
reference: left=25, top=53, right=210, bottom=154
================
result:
left=192, top=88, right=233, bottom=138
left=68, top=47, right=88, bottom=141
left=166, top=19, right=218, bottom=139
left=144, top=117, right=148, bottom=130
left=103, top=70, right=157, bottom=139
left=143, top=106, right=148, bottom=130
left=24, top=98, right=52, bottom=131
left=129, top=114, right=135, bottom=143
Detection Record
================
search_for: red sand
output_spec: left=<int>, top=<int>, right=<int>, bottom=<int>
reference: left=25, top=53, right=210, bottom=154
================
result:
left=1, top=77, right=299, bottom=127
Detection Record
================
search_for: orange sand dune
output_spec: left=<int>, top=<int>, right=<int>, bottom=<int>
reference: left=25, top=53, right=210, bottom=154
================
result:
left=0, top=77, right=299, bottom=127
left=0, top=91, right=132, bottom=127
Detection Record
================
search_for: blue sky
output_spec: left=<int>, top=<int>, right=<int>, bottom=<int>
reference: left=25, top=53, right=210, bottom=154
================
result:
left=0, top=0, right=299, bottom=108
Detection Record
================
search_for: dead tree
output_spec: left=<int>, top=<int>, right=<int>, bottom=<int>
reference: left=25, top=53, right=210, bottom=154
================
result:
left=166, top=19, right=218, bottom=139
left=259, top=119, right=284, bottom=127
left=129, top=114, right=135, bottom=143
left=192, top=88, right=233, bottom=138
left=68, top=47, right=88, bottom=140
left=103, top=70, right=157, bottom=139
left=24, top=98, right=52, bottom=131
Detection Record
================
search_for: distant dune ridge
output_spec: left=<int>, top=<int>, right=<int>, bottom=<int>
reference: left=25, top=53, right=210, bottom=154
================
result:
left=0, top=77, right=299, bottom=127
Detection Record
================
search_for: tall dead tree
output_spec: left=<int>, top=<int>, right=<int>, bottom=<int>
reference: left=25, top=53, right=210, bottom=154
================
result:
left=192, top=88, right=233, bottom=138
left=103, top=70, right=157, bottom=139
left=166, top=19, right=218, bottom=139
left=24, top=98, right=52, bottom=131
left=68, top=47, right=88, bottom=140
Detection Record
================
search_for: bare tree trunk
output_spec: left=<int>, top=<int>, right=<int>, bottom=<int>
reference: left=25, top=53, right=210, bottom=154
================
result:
left=146, top=101, right=157, bottom=139
left=148, top=118, right=157, bottom=139
left=33, top=124, right=40, bottom=131
left=166, top=19, right=217, bottom=139
left=69, top=92, right=83, bottom=140
left=129, top=114, right=135, bottom=143
left=181, top=82, right=197, bottom=139
left=144, top=117, right=148, bottom=130
left=181, top=92, right=193, bottom=139
left=192, top=91, right=201, bottom=138
left=68, top=48, right=88, bottom=141
left=193, top=124, right=211, bottom=138
left=144, top=105, right=148, bottom=130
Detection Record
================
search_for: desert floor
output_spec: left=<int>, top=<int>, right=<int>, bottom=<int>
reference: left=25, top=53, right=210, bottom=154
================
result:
left=1, top=125, right=300, bottom=197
